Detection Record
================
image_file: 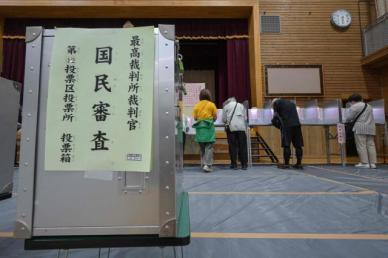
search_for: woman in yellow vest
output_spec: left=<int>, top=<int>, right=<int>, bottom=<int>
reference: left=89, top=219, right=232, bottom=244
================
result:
left=192, top=89, right=218, bottom=172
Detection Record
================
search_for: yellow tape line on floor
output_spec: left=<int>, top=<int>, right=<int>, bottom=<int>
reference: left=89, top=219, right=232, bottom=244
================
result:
left=189, top=190, right=376, bottom=196
left=0, top=232, right=14, bottom=238
left=2, top=231, right=388, bottom=240
left=192, top=232, right=388, bottom=240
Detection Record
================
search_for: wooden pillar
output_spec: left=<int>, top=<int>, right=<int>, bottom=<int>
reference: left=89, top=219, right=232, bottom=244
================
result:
left=0, top=18, right=4, bottom=73
left=248, top=3, right=262, bottom=107
left=382, top=67, right=388, bottom=114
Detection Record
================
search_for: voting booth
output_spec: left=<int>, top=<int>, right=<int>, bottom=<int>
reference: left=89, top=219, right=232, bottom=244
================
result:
left=0, top=77, right=20, bottom=201
left=15, top=25, right=190, bottom=249
left=369, top=99, right=386, bottom=125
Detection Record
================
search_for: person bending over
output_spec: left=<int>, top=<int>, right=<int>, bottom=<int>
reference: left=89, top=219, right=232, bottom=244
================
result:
left=271, top=98, right=304, bottom=169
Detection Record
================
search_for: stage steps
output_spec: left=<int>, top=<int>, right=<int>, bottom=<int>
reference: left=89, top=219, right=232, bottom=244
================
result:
left=251, top=132, right=279, bottom=164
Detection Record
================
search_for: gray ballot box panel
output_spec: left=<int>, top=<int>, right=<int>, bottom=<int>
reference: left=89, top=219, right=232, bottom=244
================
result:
left=0, top=78, right=20, bottom=196
left=16, top=27, right=181, bottom=237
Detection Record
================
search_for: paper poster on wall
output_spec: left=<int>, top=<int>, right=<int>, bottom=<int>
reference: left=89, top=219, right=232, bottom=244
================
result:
left=45, top=27, right=155, bottom=172
left=183, top=83, right=205, bottom=106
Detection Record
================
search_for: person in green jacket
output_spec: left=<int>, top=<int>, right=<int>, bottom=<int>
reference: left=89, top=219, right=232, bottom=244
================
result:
left=192, top=89, right=217, bottom=172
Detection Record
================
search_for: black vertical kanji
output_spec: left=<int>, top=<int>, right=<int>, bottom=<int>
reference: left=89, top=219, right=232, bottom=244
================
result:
left=95, top=74, right=111, bottom=92
left=92, top=101, right=111, bottom=121
left=95, top=47, right=113, bottom=64
left=91, top=130, right=110, bottom=151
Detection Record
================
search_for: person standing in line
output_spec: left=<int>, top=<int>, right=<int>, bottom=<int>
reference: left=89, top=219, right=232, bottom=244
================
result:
left=271, top=98, right=304, bottom=169
left=192, top=89, right=217, bottom=172
left=222, top=97, right=248, bottom=170
left=346, top=94, right=377, bottom=169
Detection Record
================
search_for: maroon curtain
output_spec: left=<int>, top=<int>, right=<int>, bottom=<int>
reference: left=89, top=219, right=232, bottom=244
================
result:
left=217, top=39, right=250, bottom=107
left=1, top=39, right=25, bottom=84
left=174, top=19, right=248, bottom=37
left=216, top=41, right=227, bottom=107
left=1, top=18, right=250, bottom=106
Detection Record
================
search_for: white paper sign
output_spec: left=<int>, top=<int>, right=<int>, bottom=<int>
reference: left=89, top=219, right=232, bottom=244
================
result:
left=337, top=123, right=346, bottom=144
left=183, top=83, right=205, bottom=106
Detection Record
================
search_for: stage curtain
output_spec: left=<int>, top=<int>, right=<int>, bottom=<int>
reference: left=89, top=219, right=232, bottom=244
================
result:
left=1, top=18, right=250, bottom=106
left=1, top=38, right=25, bottom=84
left=217, top=39, right=250, bottom=107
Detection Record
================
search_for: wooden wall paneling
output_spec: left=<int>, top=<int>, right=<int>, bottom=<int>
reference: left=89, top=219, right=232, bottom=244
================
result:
left=368, top=0, right=377, bottom=24
left=382, top=67, right=388, bottom=113
left=260, top=0, right=381, bottom=101
left=256, top=124, right=388, bottom=164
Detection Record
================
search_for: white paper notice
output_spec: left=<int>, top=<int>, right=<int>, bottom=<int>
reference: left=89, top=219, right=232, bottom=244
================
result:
left=183, top=83, right=205, bottom=106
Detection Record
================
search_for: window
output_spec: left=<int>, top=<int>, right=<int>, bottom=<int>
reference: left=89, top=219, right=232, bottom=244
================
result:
left=376, top=0, right=388, bottom=18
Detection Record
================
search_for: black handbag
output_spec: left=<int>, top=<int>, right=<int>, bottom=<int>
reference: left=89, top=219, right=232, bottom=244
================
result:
left=345, top=103, right=367, bottom=156
left=225, top=103, right=238, bottom=133
left=271, top=114, right=283, bottom=130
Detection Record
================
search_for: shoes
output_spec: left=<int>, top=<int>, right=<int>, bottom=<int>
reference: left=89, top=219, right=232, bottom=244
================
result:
left=277, top=164, right=290, bottom=169
left=355, top=163, right=370, bottom=169
left=203, top=165, right=212, bottom=173
left=292, top=164, right=303, bottom=170
left=241, top=165, right=248, bottom=170
left=370, top=164, right=377, bottom=169
left=230, top=164, right=238, bottom=170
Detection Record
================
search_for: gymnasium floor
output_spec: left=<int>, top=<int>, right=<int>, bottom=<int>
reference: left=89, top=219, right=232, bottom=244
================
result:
left=1, top=165, right=388, bottom=257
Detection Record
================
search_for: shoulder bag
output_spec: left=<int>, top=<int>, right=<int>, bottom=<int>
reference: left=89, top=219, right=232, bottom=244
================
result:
left=225, top=103, right=238, bottom=133
left=345, top=103, right=367, bottom=156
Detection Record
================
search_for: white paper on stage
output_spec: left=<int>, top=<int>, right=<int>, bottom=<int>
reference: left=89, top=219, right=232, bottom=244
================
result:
left=183, top=83, right=205, bottom=106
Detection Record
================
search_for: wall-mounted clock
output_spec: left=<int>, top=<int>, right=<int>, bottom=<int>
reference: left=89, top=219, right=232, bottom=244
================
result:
left=331, top=9, right=352, bottom=29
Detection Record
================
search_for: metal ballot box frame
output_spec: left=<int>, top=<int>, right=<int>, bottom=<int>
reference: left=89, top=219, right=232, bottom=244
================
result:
left=15, top=26, right=190, bottom=249
left=0, top=77, right=20, bottom=201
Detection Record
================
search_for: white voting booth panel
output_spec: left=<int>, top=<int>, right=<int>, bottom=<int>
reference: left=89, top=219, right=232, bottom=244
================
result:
left=369, top=99, right=386, bottom=125
left=342, top=99, right=386, bottom=125
left=248, top=99, right=341, bottom=126
left=248, top=108, right=273, bottom=125
left=15, top=26, right=183, bottom=238
left=0, top=77, right=20, bottom=200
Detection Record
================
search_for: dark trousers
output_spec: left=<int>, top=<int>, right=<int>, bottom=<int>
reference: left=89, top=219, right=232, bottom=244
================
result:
left=284, top=146, right=303, bottom=165
left=226, top=130, right=248, bottom=167
left=281, top=126, right=304, bottom=165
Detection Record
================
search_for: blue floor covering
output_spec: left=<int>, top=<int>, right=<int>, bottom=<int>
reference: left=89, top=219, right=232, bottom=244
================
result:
left=1, top=165, right=388, bottom=257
